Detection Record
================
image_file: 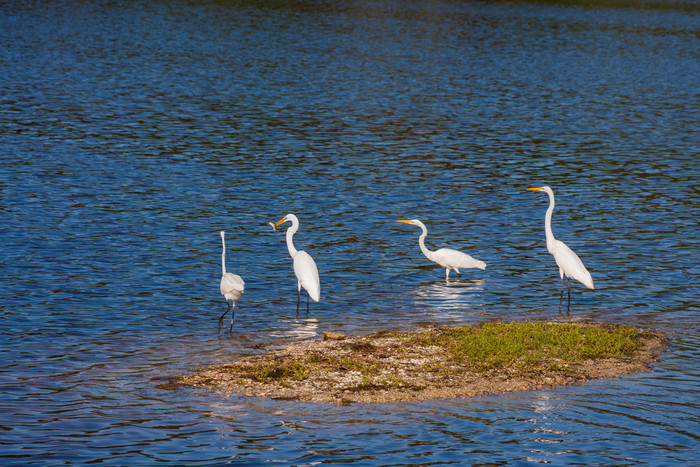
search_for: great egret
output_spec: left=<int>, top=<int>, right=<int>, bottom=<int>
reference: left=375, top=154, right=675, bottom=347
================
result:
left=396, top=219, right=486, bottom=280
left=273, top=213, right=320, bottom=315
left=219, top=231, right=245, bottom=332
left=527, top=186, right=594, bottom=313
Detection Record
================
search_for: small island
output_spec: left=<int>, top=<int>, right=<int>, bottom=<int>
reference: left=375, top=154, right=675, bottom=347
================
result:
left=166, top=321, right=667, bottom=404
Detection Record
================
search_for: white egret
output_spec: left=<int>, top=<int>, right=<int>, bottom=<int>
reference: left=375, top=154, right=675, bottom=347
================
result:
left=219, top=231, right=245, bottom=332
left=396, top=219, right=486, bottom=280
left=273, top=213, right=320, bottom=315
left=527, top=186, right=594, bottom=313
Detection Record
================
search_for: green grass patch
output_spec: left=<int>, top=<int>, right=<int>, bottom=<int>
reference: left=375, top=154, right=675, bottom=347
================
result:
left=408, top=321, right=647, bottom=373
left=251, top=360, right=311, bottom=382
left=205, top=320, right=657, bottom=395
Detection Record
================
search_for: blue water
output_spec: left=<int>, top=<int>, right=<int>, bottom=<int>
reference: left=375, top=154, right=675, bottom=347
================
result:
left=1, top=0, right=698, bottom=464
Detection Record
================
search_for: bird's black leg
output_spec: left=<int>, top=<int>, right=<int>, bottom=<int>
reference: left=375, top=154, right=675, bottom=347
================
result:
left=559, top=277, right=564, bottom=314
left=306, top=292, right=310, bottom=315
left=219, top=301, right=231, bottom=331
left=296, top=288, right=301, bottom=317
left=566, top=277, right=571, bottom=314
left=229, top=304, right=235, bottom=333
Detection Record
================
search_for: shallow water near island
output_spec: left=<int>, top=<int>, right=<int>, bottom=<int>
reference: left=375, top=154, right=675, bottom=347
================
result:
left=1, top=0, right=699, bottom=464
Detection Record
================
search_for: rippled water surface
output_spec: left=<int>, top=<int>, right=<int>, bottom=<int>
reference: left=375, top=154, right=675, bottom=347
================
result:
left=1, top=0, right=698, bottom=464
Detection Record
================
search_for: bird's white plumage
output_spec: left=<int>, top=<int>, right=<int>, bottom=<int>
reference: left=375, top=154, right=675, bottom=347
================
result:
left=432, top=248, right=486, bottom=271
left=527, top=186, right=594, bottom=291
left=396, top=219, right=486, bottom=280
left=274, top=213, right=320, bottom=306
left=550, top=239, right=594, bottom=289
left=220, top=272, right=244, bottom=301
left=219, top=230, right=244, bottom=331
left=294, top=250, right=320, bottom=302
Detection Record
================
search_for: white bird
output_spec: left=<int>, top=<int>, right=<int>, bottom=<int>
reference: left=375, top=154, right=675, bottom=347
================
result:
left=219, top=231, right=245, bottom=332
left=273, top=213, right=320, bottom=315
left=527, top=186, right=594, bottom=313
left=396, top=219, right=486, bottom=281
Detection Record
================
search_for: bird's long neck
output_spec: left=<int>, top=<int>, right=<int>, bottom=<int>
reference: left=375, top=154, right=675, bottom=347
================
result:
left=544, top=190, right=556, bottom=250
left=285, top=224, right=299, bottom=258
left=221, top=236, right=227, bottom=275
left=417, top=224, right=434, bottom=259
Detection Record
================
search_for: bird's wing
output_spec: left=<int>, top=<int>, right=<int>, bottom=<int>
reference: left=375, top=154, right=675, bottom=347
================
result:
left=434, top=248, right=486, bottom=270
left=221, top=273, right=245, bottom=294
left=294, top=250, right=320, bottom=301
left=552, top=240, right=594, bottom=289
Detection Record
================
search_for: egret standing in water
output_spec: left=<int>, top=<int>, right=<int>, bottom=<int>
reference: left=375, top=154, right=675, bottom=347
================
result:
left=396, top=219, right=486, bottom=280
left=273, top=213, right=320, bottom=315
left=527, top=186, right=594, bottom=313
left=219, top=231, right=245, bottom=332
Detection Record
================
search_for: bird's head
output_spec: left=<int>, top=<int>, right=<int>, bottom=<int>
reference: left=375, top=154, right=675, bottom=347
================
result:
left=220, top=230, right=225, bottom=238
left=274, top=213, right=297, bottom=229
left=396, top=219, right=423, bottom=228
left=527, top=186, right=552, bottom=195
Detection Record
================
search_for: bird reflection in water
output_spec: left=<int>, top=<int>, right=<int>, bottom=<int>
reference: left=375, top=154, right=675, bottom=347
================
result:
left=412, top=279, right=486, bottom=319
left=284, top=317, right=320, bottom=341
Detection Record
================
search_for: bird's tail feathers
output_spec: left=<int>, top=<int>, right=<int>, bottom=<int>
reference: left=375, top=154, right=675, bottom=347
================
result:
left=309, top=289, right=320, bottom=302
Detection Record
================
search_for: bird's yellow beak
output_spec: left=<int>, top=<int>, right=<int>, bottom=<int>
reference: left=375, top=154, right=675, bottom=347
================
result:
left=274, top=216, right=288, bottom=227
left=527, top=187, right=544, bottom=191
left=396, top=220, right=412, bottom=224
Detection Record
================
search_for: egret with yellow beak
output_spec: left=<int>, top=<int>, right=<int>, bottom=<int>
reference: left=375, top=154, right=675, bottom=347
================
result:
left=396, top=219, right=486, bottom=281
left=527, top=186, right=594, bottom=313
left=273, top=213, right=320, bottom=315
